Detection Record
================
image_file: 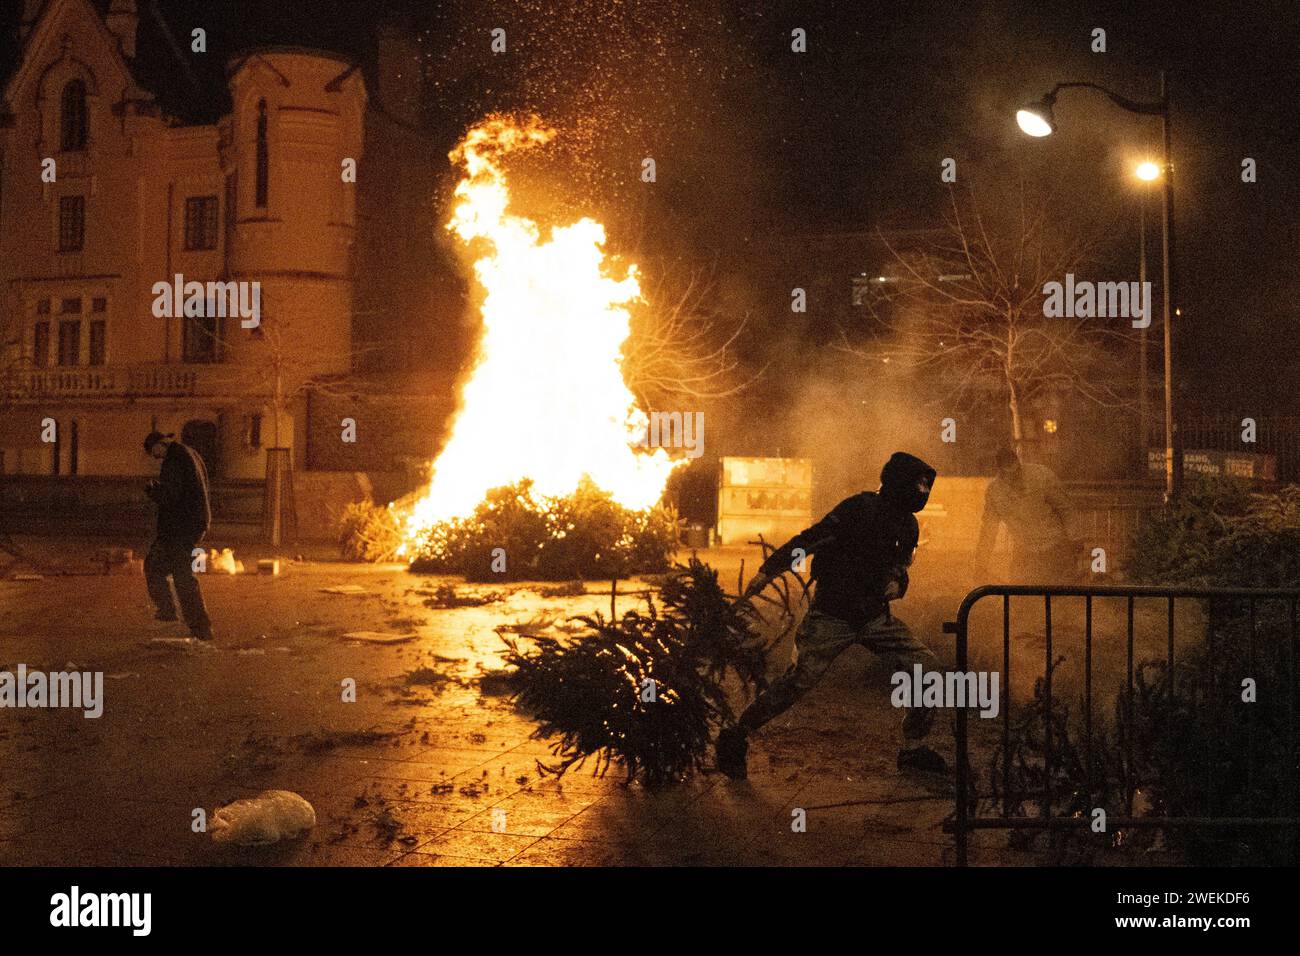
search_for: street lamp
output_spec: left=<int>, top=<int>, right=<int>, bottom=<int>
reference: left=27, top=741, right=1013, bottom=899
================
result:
left=1015, top=96, right=1056, bottom=137
left=1133, top=161, right=1160, bottom=480
left=1135, top=161, right=1160, bottom=182
left=1015, top=73, right=1181, bottom=499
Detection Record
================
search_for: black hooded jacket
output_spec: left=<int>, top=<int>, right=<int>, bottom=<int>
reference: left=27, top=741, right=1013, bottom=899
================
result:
left=147, top=441, right=212, bottom=543
left=758, top=453, right=937, bottom=627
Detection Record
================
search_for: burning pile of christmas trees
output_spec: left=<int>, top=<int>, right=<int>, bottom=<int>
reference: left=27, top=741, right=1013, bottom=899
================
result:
left=406, top=478, right=678, bottom=581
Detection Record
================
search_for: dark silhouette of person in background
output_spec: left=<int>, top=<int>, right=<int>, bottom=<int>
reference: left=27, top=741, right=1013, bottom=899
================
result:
left=143, top=431, right=213, bottom=641
left=973, top=444, right=1075, bottom=584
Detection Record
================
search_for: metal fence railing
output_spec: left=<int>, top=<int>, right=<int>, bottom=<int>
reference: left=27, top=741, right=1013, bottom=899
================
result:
left=1162, top=415, right=1300, bottom=484
left=942, top=584, right=1300, bottom=866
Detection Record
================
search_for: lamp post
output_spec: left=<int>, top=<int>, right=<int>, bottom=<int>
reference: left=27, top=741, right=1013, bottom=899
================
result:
left=1135, top=161, right=1159, bottom=479
left=1016, top=72, right=1181, bottom=499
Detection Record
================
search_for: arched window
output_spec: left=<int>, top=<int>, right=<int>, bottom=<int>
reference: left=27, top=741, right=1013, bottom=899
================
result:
left=60, top=79, right=88, bottom=152
left=255, top=99, right=268, bottom=208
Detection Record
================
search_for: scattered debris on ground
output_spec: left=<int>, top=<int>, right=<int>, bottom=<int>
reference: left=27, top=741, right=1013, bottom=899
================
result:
left=495, top=613, right=589, bottom=638
left=327, top=790, right=424, bottom=848
left=220, top=733, right=285, bottom=776
left=145, top=636, right=216, bottom=650
left=421, top=584, right=503, bottom=609
left=495, top=614, right=558, bottom=637
left=366, top=804, right=406, bottom=844
left=404, top=666, right=455, bottom=688
left=535, top=581, right=587, bottom=598
left=289, top=729, right=399, bottom=755
left=384, top=663, right=478, bottom=706
left=385, top=615, right=424, bottom=631
left=343, top=630, right=416, bottom=644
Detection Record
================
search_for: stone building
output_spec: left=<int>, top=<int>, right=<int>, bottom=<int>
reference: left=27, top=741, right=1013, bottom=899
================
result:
left=0, top=0, right=448, bottom=537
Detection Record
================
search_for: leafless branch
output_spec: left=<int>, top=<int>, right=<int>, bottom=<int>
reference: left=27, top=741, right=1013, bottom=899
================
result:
left=836, top=182, right=1138, bottom=441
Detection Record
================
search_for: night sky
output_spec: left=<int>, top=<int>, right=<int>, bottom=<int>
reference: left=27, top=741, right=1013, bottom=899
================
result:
left=5, top=0, right=1296, bottom=409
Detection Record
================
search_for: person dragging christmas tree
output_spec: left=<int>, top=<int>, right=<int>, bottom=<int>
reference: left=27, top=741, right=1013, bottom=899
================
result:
left=716, top=451, right=948, bottom=778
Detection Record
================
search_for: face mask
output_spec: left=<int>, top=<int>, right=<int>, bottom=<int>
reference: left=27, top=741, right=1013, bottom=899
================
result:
left=884, top=477, right=931, bottom=513
left=905, top=480, right=932, bottom=513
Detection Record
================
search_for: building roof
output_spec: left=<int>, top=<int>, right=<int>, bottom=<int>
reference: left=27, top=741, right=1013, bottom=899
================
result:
left=0, top=8, right=22, bottom=89
left=2, top=0, right=371, bottom=126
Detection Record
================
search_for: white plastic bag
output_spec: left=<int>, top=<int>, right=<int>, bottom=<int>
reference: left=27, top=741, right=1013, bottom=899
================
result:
left=211, top=790, right=316, bottom=845
left=209, top=548, right=244, bottom=575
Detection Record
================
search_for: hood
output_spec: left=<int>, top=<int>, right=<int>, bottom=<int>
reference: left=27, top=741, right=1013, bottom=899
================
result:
left=879, top=452, right=937, bottom=513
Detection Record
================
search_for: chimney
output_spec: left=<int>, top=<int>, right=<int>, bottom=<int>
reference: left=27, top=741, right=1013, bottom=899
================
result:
left=105, top=0, right=139, bottom=59
left=20, top=0, right=45, bottom=41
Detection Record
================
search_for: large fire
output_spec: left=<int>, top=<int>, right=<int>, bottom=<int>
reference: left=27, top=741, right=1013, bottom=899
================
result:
left=401, top=115, right=679, bottom=548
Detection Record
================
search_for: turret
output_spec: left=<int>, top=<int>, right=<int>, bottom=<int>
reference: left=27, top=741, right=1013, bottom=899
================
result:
left=225, top=49, right=366, bottom=281
left=20, top=0, right=44, bottom=41
left=105, top=0, right=139, bottom=59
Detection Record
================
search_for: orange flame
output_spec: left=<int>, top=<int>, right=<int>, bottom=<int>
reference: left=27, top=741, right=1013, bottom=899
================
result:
left=402, top=116, right=679, bottom=545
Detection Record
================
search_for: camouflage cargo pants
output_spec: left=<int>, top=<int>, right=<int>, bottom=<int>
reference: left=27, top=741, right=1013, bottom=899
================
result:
left=738, top=608, right=942, bottom=742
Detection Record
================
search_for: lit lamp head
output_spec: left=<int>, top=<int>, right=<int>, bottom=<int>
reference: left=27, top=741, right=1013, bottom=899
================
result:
left=1135, top=161, right=1161, bottom=182
left=1015, top=93, right=1057, bottom=137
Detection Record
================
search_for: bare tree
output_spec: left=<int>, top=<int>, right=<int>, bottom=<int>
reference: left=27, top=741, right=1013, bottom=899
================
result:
left=0, top=329, right=36, bottom=564
left=204, top=300, right=384, bottom=545
left=204, top=299, right=391, bottom=441
left=595, top=182, right=763, bottom=413
left=621, top=257, right=761, bottom=411
left=838, top=184, right=1137, bottom=443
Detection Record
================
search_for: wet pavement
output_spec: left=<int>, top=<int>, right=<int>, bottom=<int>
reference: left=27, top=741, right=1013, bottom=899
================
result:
left=0, top=536, right=1030, bottom=867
